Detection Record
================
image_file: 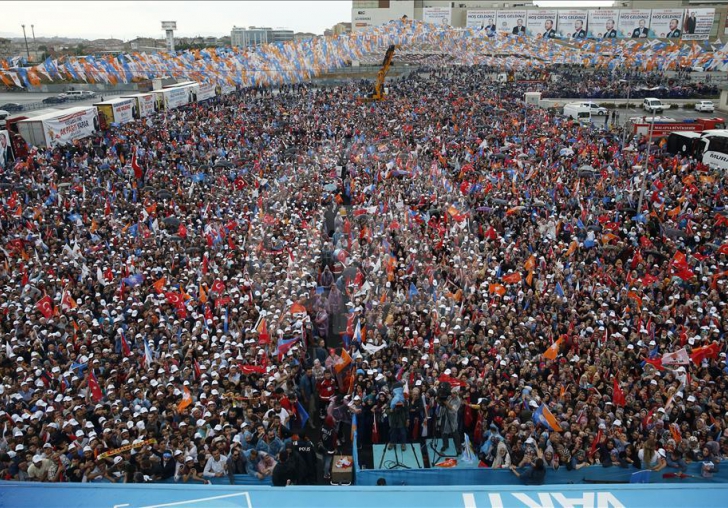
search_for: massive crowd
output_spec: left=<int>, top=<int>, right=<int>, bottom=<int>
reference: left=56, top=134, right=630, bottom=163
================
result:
left=0, top=65, right=726, bottom=487
left=538, top=68, right=720, bottom=100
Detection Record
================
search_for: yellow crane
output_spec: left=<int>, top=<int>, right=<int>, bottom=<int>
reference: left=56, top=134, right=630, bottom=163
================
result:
left=361, top=44, right=396, bottom=102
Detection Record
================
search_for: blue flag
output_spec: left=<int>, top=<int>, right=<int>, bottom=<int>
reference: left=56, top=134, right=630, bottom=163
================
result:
left=296, top=401, right=309, bottom=429
left=555, top=282, right=565, bottom=298
left=122, top=273, right=144, bottom=287
left=408, top=282, right=419, bottom=300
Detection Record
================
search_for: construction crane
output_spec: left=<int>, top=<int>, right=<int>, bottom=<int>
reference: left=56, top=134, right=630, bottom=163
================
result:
left=361, top=44, right=396, bottom=102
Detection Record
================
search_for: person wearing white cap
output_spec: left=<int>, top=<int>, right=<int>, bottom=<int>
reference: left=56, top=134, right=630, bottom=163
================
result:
left=27, top=453, right=58, bottom=482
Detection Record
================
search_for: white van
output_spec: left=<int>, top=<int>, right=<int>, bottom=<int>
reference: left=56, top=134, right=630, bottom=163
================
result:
left=563, top=103, right=592, bottom=124
left=643, top=98, right=665, bottom=113
left=65, top=90, right=85, bottom=99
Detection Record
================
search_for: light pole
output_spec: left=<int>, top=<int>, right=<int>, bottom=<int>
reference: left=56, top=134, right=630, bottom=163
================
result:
left=21, top=24, right=30, bottom=61
left=31, top=24, right=36, bottom=46
left=636, top=107, right=657, bottom=214
left=620, top=77, right=631, bottom=148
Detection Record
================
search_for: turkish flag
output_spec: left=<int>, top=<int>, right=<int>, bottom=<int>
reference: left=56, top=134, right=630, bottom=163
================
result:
left=690, top=342, right=721, bottom=365
left=239, top=365, right=266, bottom=375
left=211, top=280, right=225, bottom=294
left=641, top=274, right=659, bottom=286
left=178, top=223, right=187, bottom=238
left=36, top=295, right=54, bottom=319
left=88, top=370, right=103, bottom=402
left=165, top=292, right=183, bottom=308
left=214, top=296, right=231, bottom=309
left=120, top=332, right=131, bottom=357
left=612, top=377, right=626, bottom=407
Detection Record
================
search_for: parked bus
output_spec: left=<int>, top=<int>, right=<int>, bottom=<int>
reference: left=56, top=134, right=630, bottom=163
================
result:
left=666, top=129, right=728, bottom=170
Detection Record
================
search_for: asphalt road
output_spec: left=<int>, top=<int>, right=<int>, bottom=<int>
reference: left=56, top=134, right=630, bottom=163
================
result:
left=0, top=91, right=129, bottom=115
left=610, top=107, right=721, bottom=126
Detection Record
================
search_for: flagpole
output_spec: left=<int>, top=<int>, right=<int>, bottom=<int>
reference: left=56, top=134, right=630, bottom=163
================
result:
left=637, top=107, right=657, bottom=214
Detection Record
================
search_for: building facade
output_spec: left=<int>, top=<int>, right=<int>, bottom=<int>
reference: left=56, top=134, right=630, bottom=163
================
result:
left=231, top=27, right=294, bottom=48
left=351, top=0, right=728, bottom=40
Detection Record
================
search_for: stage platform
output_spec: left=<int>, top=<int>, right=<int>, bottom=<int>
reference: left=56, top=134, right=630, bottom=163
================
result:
left=424, top=438, right=479, bottom=469
left=373, top=443, right=425, bottom=470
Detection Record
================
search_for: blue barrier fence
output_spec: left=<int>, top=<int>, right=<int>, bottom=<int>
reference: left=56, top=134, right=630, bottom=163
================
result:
left=352, top=415, right=728, bottom=487
left=354, top=460, right=728, bottom=486
left=2, top=482, right=728, bottom=508
left=89, top=474, right=271, bottom=486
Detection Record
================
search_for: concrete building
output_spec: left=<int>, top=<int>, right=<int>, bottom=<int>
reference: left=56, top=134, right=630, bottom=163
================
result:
left=231, top=27, right=294, bottom=48
left=0, top=38, right=12, bottom=59
left=351, top=0, right=728, bottom=40
left=125, top=38, right=167, bottom=53
left=331, top=22, right=353, bottom=35
left=295, top=32, right=318, bottom=41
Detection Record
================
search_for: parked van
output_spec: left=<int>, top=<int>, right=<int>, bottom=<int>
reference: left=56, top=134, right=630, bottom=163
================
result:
left=643, top=98, right=665, bottom=113
left=563, top=103, right=591, bottom=124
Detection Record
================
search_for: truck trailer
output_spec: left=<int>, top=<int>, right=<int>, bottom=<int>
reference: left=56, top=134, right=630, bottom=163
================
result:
left=16, top=106, right=99, bottom=148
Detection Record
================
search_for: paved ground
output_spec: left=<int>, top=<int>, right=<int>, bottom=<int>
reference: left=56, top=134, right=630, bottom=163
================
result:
left=0, top=91, right=130, bottom=115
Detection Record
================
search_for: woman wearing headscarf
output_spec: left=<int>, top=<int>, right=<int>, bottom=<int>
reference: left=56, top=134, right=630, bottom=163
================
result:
left=491, top=440, right=512, bottom=469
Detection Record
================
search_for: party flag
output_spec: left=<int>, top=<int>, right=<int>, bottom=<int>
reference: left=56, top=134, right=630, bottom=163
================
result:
left=533, top=403, right=562, bottom=432
left=177, top=386, right=192, bottom=412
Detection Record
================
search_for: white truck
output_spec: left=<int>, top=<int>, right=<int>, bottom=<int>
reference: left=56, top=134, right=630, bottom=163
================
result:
left=121, top=93, right=157, bottom=119
left=16, top=106, right=99, bottom=148
left=94, top=97, right=136, bottom=129
left=563, top=103, right=592, bottom=124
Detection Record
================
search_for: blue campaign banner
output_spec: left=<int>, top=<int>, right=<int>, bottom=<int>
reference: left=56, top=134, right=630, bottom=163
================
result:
left=1, top=482, right=728, bottom=508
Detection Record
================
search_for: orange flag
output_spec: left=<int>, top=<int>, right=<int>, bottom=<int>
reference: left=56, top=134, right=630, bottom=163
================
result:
left=667, top=204, right=681, bottom=219
left=334, top=349, right=352, bottom=374
left=289, top=302, right=306, bottom=315
left=565, top=241, right=578, bottom=257
left=199, top=283, right=208, bottom=304
left=502, top=272, right=522, bottom=284
left=152, top=277, right=166, bottom=294
left=90, top=218, right=99, bottom=233
left=543, top=337, right=564, bottom=361
left=627, top=291, right=642, bottom=310
left=489, top=284, right=506, bottom=297
left=177, top=386, right=192, bottom=412
left=525, top=271, right=534, bottom=287
left=524, top=255, right=536, bottom=272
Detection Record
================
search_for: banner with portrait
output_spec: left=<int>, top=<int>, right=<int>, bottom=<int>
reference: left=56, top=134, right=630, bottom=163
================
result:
left=466, top=10, right=497, bottom=31
left=496, top=10, right=528, bottom=36
left=618, top=9, right=652, bottom=39
left=650, top=10, right=684, bottom=39
left=557, top=10, right=589, bottom=40
left=0, top=130, right=13, bottom=170
left=682, top=9, right=715, bottom=41
left=588, top=9, right=620, bottom=40
left=526, top=11, right=558, bottom=39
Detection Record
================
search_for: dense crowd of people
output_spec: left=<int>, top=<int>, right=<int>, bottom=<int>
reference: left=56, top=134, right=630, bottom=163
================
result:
left=538, top=68, right=720, bottom=100
left=0, top=65, right=726, bottom=488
